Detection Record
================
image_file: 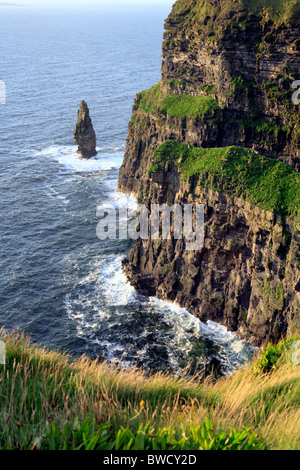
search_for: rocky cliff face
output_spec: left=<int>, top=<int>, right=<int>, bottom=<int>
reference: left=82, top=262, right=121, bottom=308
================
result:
left=74, top=101, right=97, bottom=159
left=118, top=0, right=300, bottom=346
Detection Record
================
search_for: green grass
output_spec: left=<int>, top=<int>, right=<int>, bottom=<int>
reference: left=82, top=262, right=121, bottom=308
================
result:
left=160, top=94, right=218, bottom=118
left=0, top=329, right=299, bottom=450
left=39, top=418, right=266, bottom=451
left=254, top=338, right=297, bottom=374
left=135, top=83, right=218, bottom=119
left=135, top=83, right=162, bottom=114
left=171, top=0, right=300, bottom=25
left=149, top=141, right=300, bottom=219
left=246, top=0, right=300, bottom=22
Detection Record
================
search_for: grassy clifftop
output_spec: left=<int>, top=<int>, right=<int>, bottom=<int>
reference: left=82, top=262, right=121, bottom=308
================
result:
left=170, top=0, right=300, bottom=25
left=0, top=329, right=299, bottom=450
left=149, top=141, right=300, bottom=220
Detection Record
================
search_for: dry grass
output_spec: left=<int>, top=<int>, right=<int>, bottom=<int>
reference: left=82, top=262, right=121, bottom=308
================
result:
left=0, top=328, right=299, bottom=450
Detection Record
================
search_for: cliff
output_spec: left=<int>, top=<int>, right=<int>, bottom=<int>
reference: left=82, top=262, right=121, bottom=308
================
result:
left=74, top=101, right=97, bottom=159
left=118, top=0, right=300, bottom=346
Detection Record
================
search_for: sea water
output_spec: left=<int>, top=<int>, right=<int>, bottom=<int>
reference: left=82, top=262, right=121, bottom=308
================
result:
left=0, top=5, right=254, bottom=376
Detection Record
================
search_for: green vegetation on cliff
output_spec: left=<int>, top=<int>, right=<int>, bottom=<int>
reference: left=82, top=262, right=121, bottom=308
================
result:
left=134, top=82, right=161, bottom=114
left=149, top=141, right=300, bottom=219
left=171, top=0, right=300, bottom=26
left=160, top=93, right=218, bottom=119
left=135, top=83, right=218, bottom=118
left=0, top=329, right=299, bottom=450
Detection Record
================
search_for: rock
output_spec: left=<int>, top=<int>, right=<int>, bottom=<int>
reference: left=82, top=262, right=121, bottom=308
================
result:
left=74, top=101, right=97, bottom=159
left=117, top=1, right=300, bottom=346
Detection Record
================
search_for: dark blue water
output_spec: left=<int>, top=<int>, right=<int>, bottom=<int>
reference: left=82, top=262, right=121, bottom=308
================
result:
left=0, top=5, right=254, bottom=375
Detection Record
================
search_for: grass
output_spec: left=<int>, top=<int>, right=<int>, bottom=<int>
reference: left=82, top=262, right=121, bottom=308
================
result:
left=170, top=0, right=300, bottom=26
left=39, top=418, right=265, bottom=451
left=160, top=94, right=218, bottom=119
left=149, top=141, right=300, bottom=220
left=134, top=83, right=162, bottom=115
left=135, top=83, right=218, bottom=119
left=0, top=328, right=299, bottom=450
left=246, top=0, right=300, bottom=22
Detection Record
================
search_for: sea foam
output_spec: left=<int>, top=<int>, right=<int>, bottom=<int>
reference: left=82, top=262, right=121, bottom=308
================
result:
left=34, top=145, right=124, bottom=173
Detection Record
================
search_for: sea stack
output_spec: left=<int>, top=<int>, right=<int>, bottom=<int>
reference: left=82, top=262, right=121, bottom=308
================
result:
left=74, top=101, right=97, bottom=159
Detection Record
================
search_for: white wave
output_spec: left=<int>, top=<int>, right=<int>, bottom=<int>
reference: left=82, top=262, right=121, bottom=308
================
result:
left=66, top=253, right=254, bottom=373
left=72, top=254, right=253, bottom=373
left=147, top=297, right=254, bottom=374
left=110, top=191, right=137, bottom=211
left=34, top=145, right=124, bottom=172
left=100, top=255, right=137, bottom=306
left=96, top=144, right=126, bottom=153
left=97, top=190, right=138, bottom=229
left=48, top=140, right=253, bottom=374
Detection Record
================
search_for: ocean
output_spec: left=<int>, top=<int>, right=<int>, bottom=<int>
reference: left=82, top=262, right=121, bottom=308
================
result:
left=0, top=5, right=254, bottom=376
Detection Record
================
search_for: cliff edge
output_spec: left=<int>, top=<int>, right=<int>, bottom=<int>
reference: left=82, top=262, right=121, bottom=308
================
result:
left=118, top=0, right=300, bottom=346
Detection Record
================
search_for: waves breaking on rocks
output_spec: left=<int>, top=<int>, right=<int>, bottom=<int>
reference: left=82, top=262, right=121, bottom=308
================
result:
left=43, top=145, right=255, bottom=377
